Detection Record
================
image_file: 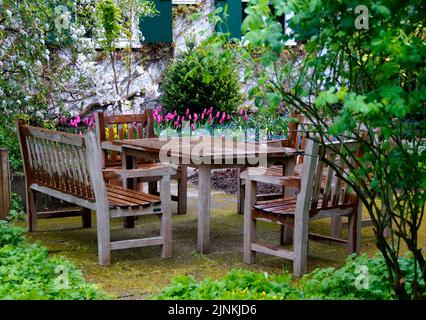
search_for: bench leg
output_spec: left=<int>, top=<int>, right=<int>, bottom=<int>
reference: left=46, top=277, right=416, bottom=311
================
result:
left=27, top=188, right=37, bottom=232
left=96, top=205, right=111, bottom=266
left=177, top=166, right=187, bottom=214
left=160, top=176, right=172, bottom=258
left=81, top=208, right=92, bottom=228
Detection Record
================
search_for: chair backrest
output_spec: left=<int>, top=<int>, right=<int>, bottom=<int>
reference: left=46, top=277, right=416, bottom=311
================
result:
left=17, top=120, right=105, bottom=203
left=95, top=110, right=155, bottom=166
left=300, top=138, right=360, bottom=217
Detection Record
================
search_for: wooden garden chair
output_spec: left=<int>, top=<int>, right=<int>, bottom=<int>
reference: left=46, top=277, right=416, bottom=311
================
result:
left=95, top=111, right=187, bottom=215
left=237, top=115, right=307, bottom=214
left=17, top=120, right=175, bottom=265
left=241, top=138, right=362, bottom=276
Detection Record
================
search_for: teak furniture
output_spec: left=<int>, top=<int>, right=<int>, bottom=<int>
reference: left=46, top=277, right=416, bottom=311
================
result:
left=241, top=138, right=362, bottom=276
left=95, top=111, right=187, bottom=218
left=17, top=120, right=175, bottom=265
left=112, top=136, right=298, bottom=254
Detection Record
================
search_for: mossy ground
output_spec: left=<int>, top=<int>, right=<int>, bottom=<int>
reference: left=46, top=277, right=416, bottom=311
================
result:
left=15, top=184, right=426, bottom=299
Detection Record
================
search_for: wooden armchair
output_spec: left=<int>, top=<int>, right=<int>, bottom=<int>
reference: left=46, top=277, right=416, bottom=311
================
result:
left=17, top=120, right=175, bottom=265
left=94, top=111, right=187, bottom=215
left=241, top=138, right=362, bottom=276
left=237, top=116, right=307, bottom=214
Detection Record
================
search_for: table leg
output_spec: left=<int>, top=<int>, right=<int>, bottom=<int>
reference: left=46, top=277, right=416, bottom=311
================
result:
left=197, top=166, right=211, bottom=253
left=122, top=151, right=136, bottom=229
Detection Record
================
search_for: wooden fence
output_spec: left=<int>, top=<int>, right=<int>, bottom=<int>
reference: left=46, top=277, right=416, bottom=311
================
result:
left=0, top=148, right=11, bottom=220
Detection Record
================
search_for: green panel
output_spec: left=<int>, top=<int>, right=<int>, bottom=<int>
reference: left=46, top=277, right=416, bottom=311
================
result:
left=215, top=0, right=242, bottom=40
left=139, top=0, right=173, bottom=43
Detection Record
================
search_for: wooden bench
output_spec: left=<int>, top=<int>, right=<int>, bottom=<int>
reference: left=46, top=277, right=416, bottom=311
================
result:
left=95, top=111, right=187, bottom=217
left=241, top=138, right=362, bottom=276
left=17, top=120, right=175, bottom=265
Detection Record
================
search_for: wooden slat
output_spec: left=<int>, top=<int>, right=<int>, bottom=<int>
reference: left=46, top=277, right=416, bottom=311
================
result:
left=110, top=236, right=163, bottom=251
left=106, top=184, right=160, bottom=202
left=20, top=125, right=84, bottom=147
left=251, top=242, right=296, bottom=260
left=104, top=114, right=147, bottom=125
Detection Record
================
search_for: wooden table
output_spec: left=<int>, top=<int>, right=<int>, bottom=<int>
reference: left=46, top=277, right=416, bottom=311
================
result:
left=113, top=136, right=298, bottom=254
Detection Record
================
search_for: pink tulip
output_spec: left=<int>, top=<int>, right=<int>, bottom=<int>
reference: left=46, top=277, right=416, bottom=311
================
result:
left=201, top=113, right=205, bottom=120
left=221, top=112, right=226, bottom=120
left=173, top=110, right=177, bottom=116
left=83, top=118, right=89, bottom=125
left=156, top=115, right=163, bottom=124
left=239, top=109, right=244, bottom=116
left=215, top=111, right=220, bottom=119
left=186, top=109, right=190, bottom=115
left=75, top=115, right=81, bottom=124
left=191, top=124, right=195, bottom=131
left=181, top=116, right=185, bottom=123
left=227, top=114, right=231, bottom=121
left=209, top=114, right=213, bottom=124
left=188, top=114, right=192, bottom=120
left=194, top=113, right=198, bottom=122
left=60, top=116, right=67, bottom=124
left=243, top=114, right=249, bottom=122
left=177, top=116, right=180, bottom=122
left=88, top=118, right=94, bottom=126
left=203, top=108, right=207, bottom=115
left=208, top=107, right=213, bottom=115
left=174, top=121, right=179, bottom=127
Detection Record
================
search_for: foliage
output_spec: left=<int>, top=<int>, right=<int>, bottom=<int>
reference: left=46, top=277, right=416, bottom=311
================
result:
left=0, top=126, right=22, bottom=172
left=8, top=193, right=26, bottom=222
left=242, top=0, right=426, bottom=299
left=153, top=269, right=295, bottom=300
left=0, top=221, right=110, bottom=300
left=161, top=39, right=243, bottom=115
left=152, top=254, right=425, bottom=300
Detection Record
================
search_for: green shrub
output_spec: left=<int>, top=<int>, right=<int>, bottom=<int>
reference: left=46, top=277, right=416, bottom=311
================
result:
left=0, top=221, right=110, bottom=300
left=161, top=41, right=242, bottom=115
left=0, top=126, right=22, bottom=173
left=8, top=193, right=26, bottom=221
left=152, top=254, right=425, bottom=300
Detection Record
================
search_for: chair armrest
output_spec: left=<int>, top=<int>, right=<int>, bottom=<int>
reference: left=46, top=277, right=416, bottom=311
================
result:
left=101, top=141, right=122, bottom=152
left=103, top=165, right=177, bottom=180
left=240, top=169, right=301, bottom=189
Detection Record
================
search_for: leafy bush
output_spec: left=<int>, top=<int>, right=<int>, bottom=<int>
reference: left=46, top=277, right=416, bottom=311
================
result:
left=161, top=41, right=242, bottom=115
left=0, top=221, right=110, bottom=300
left=8, top=193, right=26, bottom=221
left=152, top=254, right=425, bottom=300
left=0, top=126, right=22, bottom=172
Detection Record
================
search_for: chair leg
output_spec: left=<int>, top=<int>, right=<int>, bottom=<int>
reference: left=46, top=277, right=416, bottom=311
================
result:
left=243, top=180, right=257, bottom=264
left=160, top=176, right=172, bottom=258
left=348, top=202, right=362, bottom=254
left=81, top=208, right=92, bottom=228
left=27, top=188, right=37, bottom=232
left=177, top=166, right=187, bottom=214
left=95, top=205, right=111, bottom=266
left=280, top=225, right=293, bottom=245
left=331, top=216, right=342, bottom=238
left=148, top=181, right=158, bottom=194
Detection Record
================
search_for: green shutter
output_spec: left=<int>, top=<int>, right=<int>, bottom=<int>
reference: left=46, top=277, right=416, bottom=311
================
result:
left=215, top=0, right=242, bottom=40
left=139, top=0, right=173, bottom=44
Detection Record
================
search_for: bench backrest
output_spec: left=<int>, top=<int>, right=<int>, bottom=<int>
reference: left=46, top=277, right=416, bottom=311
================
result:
left=300, top=138, right=360, bottom=217
left=17, top=120, right=105, bottom=204
left=95, top=111, right=155, bottom=166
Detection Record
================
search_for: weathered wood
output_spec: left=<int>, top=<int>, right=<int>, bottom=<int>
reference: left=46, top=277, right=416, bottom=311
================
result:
left=293, top=139, right=319, bottom=276
left=111, top=236, right=163, bottom=251
left=0, top=149, right=11, bottom=220
left=197, top=166, right=211, bottom=254
left=251, top=242, right=296, bottom=260
left=241, top=138, right=363, bottom=276
left=96, top=111, right=187, bottom=215
left=160, top=175, right=172, bottom=258
left=244, top=180, right=257, bottom=264
left=17, top=121, right=174, bottom=265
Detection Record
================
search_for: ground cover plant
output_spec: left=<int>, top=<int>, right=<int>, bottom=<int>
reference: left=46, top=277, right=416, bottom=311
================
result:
left=0, top=221, right=109, bottom=300
left=153, top=254, right=425, bottom=300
